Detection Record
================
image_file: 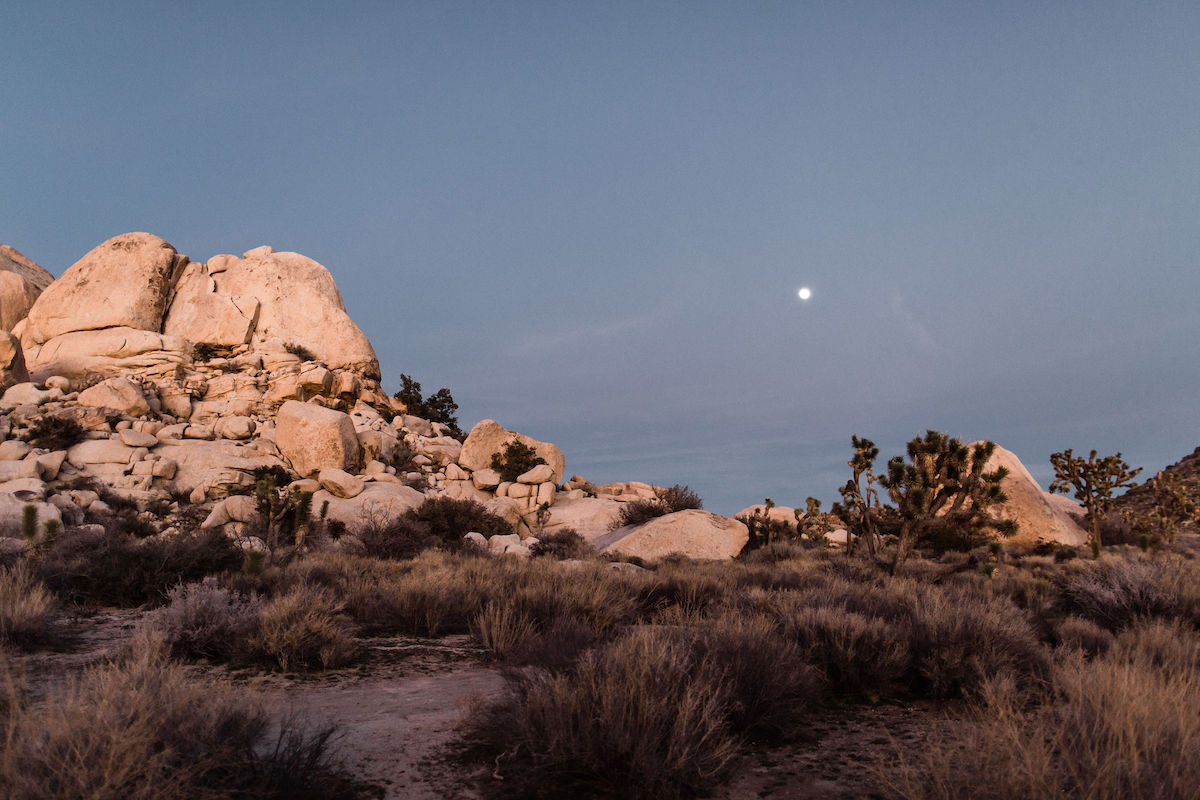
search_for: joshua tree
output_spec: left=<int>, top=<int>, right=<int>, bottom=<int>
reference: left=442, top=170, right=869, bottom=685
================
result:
left=1049, top=449, right=1141, bottom=556
left=1148, top=470, right=1199, bottom=544
left=797, top=496, right=835, bottom=544
left=831, top=435, right=883, bottom=556
left=881, top=431, right=1010, bottom=574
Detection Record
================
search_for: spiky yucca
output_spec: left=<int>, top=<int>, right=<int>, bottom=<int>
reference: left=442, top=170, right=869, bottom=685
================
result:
left=1050, top=449, right=1141, bottom=556
left=881, top=431, right=1009, bottom=574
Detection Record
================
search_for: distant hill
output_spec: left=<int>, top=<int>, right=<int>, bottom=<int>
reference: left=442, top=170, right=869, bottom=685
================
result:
left=1113, top=446, right=1200, bottom=537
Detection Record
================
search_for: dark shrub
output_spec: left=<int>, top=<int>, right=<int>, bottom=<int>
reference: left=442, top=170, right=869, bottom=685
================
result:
left=357, top=516, right=434, bottom=560
left=529, top=527, right=591, bottom=559
left=490, top=439, right=546, bottom=483
left=145, top=579, right=261, bottom=663
left=283, top=341, right=316, bottom=361
left=617, top=484, right=703, bottom=528
left=393, top=374, right=463, bottom=438
left=24, top=416, right=86, bottom=451
left=36, top=527, right=242, bottom=607
left=406, top=497, right=513, bottom=546
left=251, top=586, right=358, bottom=672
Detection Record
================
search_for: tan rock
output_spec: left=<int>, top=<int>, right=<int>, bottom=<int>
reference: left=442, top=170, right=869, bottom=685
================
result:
left=0, top=245, right=54, bottom=332
left=517, top=463, right=554, bottom=484
left=78, top=377, right=151, bottom=417
left=117, top=428, right=159, bottom=448
left=275, top=400, right=361, bottom=477
left=536, top=481, right=556, bottom=506
left=981, top=443, right=1089, bottom=546
left=0, top=332, right=29, bottom=392
left=319, top=468, right=364, bottom=499
left=202, top=249, right=379, bottom=378
left=0, top=441, right=30, bottom=461
left=21, top=233, right=186, bottom=345
left=214, top=415, right=256, bottom=440
left=0, top=382, right=60, bottom=410
left=458, top=419, right=565, bottom=484
left=23, top=327, right=188, bottom=382
left=162, top=261, right=260, bottom=346
left=471, top=468, right=502, bottom=490
left=0, top=494, right=61, bottom=536
left=201, top=494, right=260, bottom=528
left=155, top=439, right=286, bottom=497
left=66, top=439, right=139, bottom=467
left=35, top=451, right=67, bottom=480
left=595, top=509, right=749, bottom=560
left=312, top=482, right=426, bottom=530
left=536, top=496, right=623, bottom=541
left=0, top=460, right=39, bottom=482
left=441, top=479, right=491, bottom=504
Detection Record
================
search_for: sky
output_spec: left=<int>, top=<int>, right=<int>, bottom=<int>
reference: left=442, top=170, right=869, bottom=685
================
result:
left=3, top=1, right=1198, bottom=514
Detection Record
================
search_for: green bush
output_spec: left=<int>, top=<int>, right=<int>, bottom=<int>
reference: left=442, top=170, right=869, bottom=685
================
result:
left=490, top=439, right=546, bottom=483
left=393, top=374, right=463, bottom=438
left=617, top=484, right=704, bottom=528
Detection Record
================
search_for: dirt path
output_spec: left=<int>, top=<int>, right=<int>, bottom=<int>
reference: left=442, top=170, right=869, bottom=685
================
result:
left=257, top=636, right=505, bottom=799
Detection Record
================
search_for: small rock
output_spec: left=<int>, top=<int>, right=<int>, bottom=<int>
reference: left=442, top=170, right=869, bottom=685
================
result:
left=118, top=429, right=160, bottom=448
left=517, top=463, right=554, bottom=484
left=472, top=468, right=502, bottom=490
left=318, top=468, right=364, bottom=499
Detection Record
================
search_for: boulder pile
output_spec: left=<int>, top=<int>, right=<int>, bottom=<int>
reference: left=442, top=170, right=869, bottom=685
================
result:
left=0, top=233, right=748, bottom=560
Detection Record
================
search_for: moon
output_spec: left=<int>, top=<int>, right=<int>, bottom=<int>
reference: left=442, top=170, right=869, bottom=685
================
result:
left=797, top=287, right=812, bottom=301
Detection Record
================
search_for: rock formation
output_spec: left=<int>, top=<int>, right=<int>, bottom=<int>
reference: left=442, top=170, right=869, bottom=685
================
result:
left=0, top=231, right=753, bottom=561
left=0, top=244, right=54, bottom=332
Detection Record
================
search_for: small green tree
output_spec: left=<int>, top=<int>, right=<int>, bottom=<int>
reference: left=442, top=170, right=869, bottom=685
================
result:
left=490, top=440, right=547, bottom=483
left=797, top=497, right=835, bottom=544
left=1049, top=449, right=1141, bottom=556
left=881, top=431, right=1010, bottom=574
left=393, top=374, right=463, bottom=439
left=1147, top=470, right=1199, bottom=544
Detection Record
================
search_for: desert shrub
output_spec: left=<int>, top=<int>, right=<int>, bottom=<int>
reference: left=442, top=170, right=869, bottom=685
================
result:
left=356, top=516, right=434, bottom=560
left=638, top=567, right=731, bottom=617
left=1053, top=615, right=1115, bottom=656
left=35, top=527, right=242, bottom=607
left=0, top=563, right=56, bottom=647
left=781, top=602, right=910, bottom=694
left=907, top=582, right=1048, bottom=698
left=24, top=415, right=86, bottom=451
left=251, top=586, right=358, bottom=671
left=529, top=527, right=591, bottom=559
left=1112, top=617, right=1200, bottom=670
left=471, top=625, right=742, bottom=799
left=692, top=610, right=821, bottom=740
left=489, top=439, right=546, bottom=482
left=144, top=578, right=261, bottom=663
left=617, top=484, right=703, bottom=527
left=0, top=636, right=365, bottom=800
left=1059, top=557, right=1179, bottom=630
left=875, top=648, right=1200, bottom=800
left=283, top=341, right=316, bottom=361
left=471, top=603, right=539, bottom=660
left=406, top=496, right=513, bottom=546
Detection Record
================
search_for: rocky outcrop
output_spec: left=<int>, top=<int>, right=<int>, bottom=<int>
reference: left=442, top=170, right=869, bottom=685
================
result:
left=0, top=244, right=55, bottom=332
left=593, top=509, right=749, bottom=560
left=459, top=419, right=565, bottom=483
left=20, top=233, right=185, bottom=347
left=983, top=444, right=1088, bottom=546
left=16, top=235, right=380, bottom=390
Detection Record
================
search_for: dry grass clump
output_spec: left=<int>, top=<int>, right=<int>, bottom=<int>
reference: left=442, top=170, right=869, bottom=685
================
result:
left=0, top=635, right=366, bottom=799
left=1059, top=555, right=1181, bottom=630
left=144, top=578, right=261, bottom=663
left=471, top=626, right=743, bottom=800
left=0, top=563, right=56, bottom=648
left=876, top=645, right=1200, bottom=800
left=251, top=586, right=358, bottom=672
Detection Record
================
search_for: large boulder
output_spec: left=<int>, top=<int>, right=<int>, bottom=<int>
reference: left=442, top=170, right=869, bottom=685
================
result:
left=22, top=327, right=188, bottom=383
left=0, top=332, right=29, bottom=393
left=193, top=247, right=379, bottom=378
left=0, top=244, right=54, bottom=332
left=594, top=509, right=749, bottom=560
left=275, top=400, right=361, bottom=477
left=458, top=419, right=566, bottom=484
left=20, top=233, right=186, bottom=346
left=163, top=260, right=260, bottom=346
left=77, top=377, right=151, bottom=417
left=155, top=439, right=285, bottom=497
left=312, top=481, right=426, bottom=530
left=541, top=496, right=624, bottom=542
left=983, top=444, right=1089, bottom=546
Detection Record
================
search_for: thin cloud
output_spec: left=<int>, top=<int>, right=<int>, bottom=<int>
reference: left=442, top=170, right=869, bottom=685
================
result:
left=889, top=293, right=940, bottom=353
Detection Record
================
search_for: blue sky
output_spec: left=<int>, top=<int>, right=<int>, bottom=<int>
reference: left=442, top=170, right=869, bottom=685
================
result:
left=4, top=2, right=1198, bottom=513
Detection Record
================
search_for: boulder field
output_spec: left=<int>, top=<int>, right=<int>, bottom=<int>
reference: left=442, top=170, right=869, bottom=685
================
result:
left=0, top=232, right=1087, bottom=559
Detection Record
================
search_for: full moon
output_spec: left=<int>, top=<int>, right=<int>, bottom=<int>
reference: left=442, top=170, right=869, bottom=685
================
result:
left=797, top=287, right=812, bottom=301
